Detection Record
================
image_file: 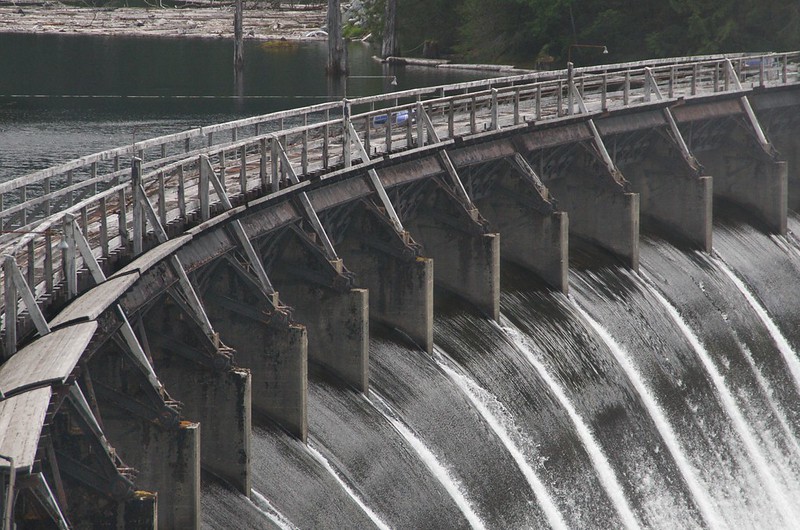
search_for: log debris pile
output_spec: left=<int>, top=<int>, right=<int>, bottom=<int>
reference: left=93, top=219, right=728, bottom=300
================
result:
left=0, top=2, right=327, bottom=40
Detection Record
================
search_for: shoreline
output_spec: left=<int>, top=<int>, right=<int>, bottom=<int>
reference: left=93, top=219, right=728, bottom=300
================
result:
left=0, top=3, right=327, bottom=41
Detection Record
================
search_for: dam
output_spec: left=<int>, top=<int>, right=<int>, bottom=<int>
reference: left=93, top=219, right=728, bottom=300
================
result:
left=0, top=52, right=800, bottom=528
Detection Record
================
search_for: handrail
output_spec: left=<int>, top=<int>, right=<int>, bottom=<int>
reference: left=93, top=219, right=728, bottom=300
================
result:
left=0, top=51, right=797, bottom=357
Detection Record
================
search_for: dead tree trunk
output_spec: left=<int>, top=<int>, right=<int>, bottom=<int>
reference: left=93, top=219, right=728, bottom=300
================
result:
left=381, top=0, right=398, bottom=58
left=326, top=0, right=347, bottom=75
left=234, top=0, right=244, bottom=72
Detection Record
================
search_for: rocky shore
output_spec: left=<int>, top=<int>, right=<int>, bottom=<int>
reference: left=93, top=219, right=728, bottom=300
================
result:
left=0, top=1, right=327, bottom=40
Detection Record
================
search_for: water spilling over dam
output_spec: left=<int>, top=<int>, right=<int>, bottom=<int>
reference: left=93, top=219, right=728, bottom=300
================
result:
left=0, top=52, right=799, bottom=528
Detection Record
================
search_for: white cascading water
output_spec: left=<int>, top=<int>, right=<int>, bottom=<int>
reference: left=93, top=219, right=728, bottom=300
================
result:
left=431, top=348, right=570, bottom=530
left=567, top=295, right=727, bottom=530
left=368, top=392, right=488, bottom=530
left=637, top=276, right=800, bottom=525
left=496, top=321, right=642, bottom=530
left=651, top=259, right=800, bottom=459
left=306, top=444, right=392, bottom=530
left=250, top=489, right=298, bottom=530
left=713, top=254, right=800, bottom=396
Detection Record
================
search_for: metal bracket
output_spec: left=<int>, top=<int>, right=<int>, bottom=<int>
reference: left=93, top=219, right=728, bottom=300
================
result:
left=346, top=122, right=405, bottom=234
left=274, top=140, right=339, bottom=262
left=725, top=59, right=776, bottom=157
left=199, top=156, right=277, bottom=300
left=3, top=255, right=50, bottom=340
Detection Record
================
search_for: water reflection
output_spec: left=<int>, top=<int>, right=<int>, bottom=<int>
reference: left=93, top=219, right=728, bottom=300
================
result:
left=0, top=34, right=491, bottom=180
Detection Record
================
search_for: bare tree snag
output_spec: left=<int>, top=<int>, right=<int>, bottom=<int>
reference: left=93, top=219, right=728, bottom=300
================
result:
left=381, top=0, right=398, bottom=58
left=234, top=0, right=244, bottom=71
left=326, top=0, right=347, bottom=75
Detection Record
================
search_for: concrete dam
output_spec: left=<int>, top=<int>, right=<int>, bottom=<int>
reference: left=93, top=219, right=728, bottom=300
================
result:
left=1, top=53, right=800, bottom=528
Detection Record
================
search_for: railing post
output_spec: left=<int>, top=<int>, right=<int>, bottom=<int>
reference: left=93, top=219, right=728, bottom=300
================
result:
left=692, top=63, right=698, bottom=95
left=323, top=109, right=331, bottom=168
left=4, top=255, right=18, bottom=358
left=343, top=99, right=352, bottom=167
left=470, top=95, right=477, bottom=133
left=302, top=114, right=309, bottom=174
left=99, top=196, right=108, bottom=257
left=385, top=110, right=393, bottom=153
left=259, top=138, right=268, bottom=190
left=601, top=74, right=608, bottom=111
left=178, top=165, right=186, bottom=219
left=416, top=99, right=425, bottom=146
left=623, top=71, right=630, bottom=105
left=131, top=158, right=144, bottom=255
left=239, top=145, right=247, bottom=195
left=448, top=101, right=455, bottom=138
left=63, top=213, right=77, bottom=299
left=44, top=229, right=53, bottom=293
left=536, top=84, right=542, bottom=120
left=669, top=66, right=675, bottom=98
left=363, top=116, right=371, bottom=157
left=270, top=137, right=280, bottom=191
left=782, top=55, right=788, bottom=84
left=117, top=188, right=128, bottom=247
left=566, top=63, right=574, bottom=115
left=25, top=240, right=34, bottom=292
left=491, top=88, right=499, bottom=128
left=513, top=87, right=520, bottom=125
left=199, top=155, right=211, bottom=221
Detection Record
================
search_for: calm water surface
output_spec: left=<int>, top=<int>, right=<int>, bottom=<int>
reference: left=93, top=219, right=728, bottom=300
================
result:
left=0, top=33, right=492, bottom=180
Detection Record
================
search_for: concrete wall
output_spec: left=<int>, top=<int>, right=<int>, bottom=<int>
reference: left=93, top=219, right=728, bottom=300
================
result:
left=343, top=247, right=434, bottom=353
left=105, top=420, right=200, bottom=529
left=335, top=207, right=434, bottom=353
left=200, top=262, right=308, bottom=441
left=404, top=188, right=500, bottom=319
left=621, top=138, right=713, bottom=250
left=699, top=144, right=787, bottom=234
left=472, top=174, right=568, bottom=292
left=279, top=283, right=369, bottom=392
left=548, top=174, right=640, bottom=270
left=156, top=364, right=251, bottom=495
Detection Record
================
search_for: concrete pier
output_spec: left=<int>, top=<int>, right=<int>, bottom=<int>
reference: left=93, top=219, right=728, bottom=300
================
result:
left=620, top=141, right=713, bottom=250
left=104, top=420, right=200, bottom=529
left=142, top=294, right=252, bottom=495
left=123, top=491, right=158, bottom=529
left=335, top=204, right=434, bottom=353
left=548, top=173, right=640, bottom=270
left=200, top=260, right=308, bottom=441
left=280, top=283, right=369, bottom=392
left=156, top=364, right=251, bottom=494
left=404, top=187, right=500, bottom=319
left=266, top=230, right=369, bottom=392
left=699, top=144, right=787, bottom=234
left=469, top=166, right=569, bottom=292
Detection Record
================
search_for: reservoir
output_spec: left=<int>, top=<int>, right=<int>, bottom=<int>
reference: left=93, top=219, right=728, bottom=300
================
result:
left=0, top=33, right=491, bottom=180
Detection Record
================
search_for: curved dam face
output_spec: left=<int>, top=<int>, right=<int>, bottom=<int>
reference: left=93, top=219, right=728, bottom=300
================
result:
left=0, top=53, right=800, bottom=528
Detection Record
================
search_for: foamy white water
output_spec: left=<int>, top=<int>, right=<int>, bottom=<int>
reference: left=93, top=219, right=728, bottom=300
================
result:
left=568, top=294, right=726, bottom=530
left=307, top=445, right=392, bottom=530
left=249, top=489, right=298, bottom=530
left=497, top=321, right=641, bottom=530
left=369, top=393, right=487, bottom=530
left=713, top=255, right=800, bottom=397
left=639, top=277, right=800, bottom=525
left=432, top=349, right=570, bottom=530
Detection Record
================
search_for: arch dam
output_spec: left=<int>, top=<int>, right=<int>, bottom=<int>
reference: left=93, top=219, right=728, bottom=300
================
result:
left=0, top=52, right=798, bottom=528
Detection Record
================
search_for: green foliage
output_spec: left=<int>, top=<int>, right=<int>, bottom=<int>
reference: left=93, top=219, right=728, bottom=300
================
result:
left=361, top=0, right=800, bottom=67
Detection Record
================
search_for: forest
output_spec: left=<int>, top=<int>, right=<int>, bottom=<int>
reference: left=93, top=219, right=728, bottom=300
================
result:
left=350, top=0, right=800, bottom=68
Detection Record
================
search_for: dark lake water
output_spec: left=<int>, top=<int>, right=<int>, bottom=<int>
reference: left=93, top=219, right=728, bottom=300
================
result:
left=0, top=33, right=492, bottom=180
